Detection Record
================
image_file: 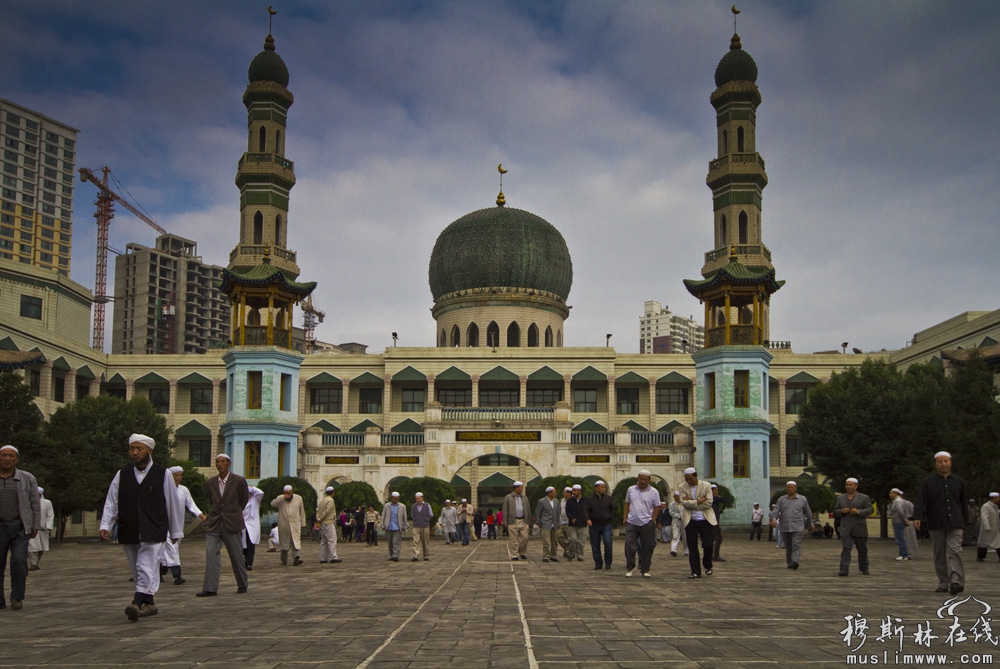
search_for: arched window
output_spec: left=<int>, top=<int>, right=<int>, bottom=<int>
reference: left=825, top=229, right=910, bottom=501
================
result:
left=486, top=322, right=500, bottom=348
left=719, top=214, right=727, bottom=246
left=737, top=126, right=745, bottom=152
left=557, top=329, right=562, bottom=347
left=258, top=126, right=266, bottom=152
left=527, top=324, right=539, bottom=347
left=253, top=211, right=263, bottom=244
left=721, top=129, right=728, bottom=156
left=507, top=322, right=521, bottom=347
left=466, top=323, right=479, bottom=347
left=439, top=329, right=447, bottom=348
left=275, top=130, right=282, bottom=155
left=738, top=211, right=748, bottom=244
left=275, top=214, right=282, bottom=246
left=450, top=325, right=460, bottom=347
left=545, top=326, right=553, bottom=347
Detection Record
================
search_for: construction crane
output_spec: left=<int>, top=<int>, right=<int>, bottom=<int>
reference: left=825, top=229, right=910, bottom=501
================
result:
left=78, top=167, right=167, bottom=351
left=301, top=294, right=325, bottom=353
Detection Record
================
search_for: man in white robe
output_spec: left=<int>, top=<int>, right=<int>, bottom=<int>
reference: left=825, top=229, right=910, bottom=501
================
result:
left=977, top=493, right=1000, bottom=563
left=241, top=484, right=264, bottom=570
left=439, top=500, right=458, bottom=544
left=271, top=485, right=306, bottom=566
left=27, top=487, right=54, bottom=570
left=159, top=466, right=205, bottom=585
left=99, top=434, right=184, bottom=621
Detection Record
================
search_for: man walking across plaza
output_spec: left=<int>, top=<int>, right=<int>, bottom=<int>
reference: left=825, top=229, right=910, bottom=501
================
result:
left=410, top=492, right=433, bottom=561
left=198, top=453, right=249, bottom=597
left=27, top=486, right=53, bottom=571
left=668, top=491, right=685, bottom=557
left=889, top=488, right=911, bottom=561
left=381, top=492, right=408, bottom=561
left=502, top=481, right=532, bottom=561
left=159, top=466, right=206, bottom=585
left=584, top=480, right=613, bottom=569
left=566, top=484, right=587, bottom=562
left=622, top=470, right=662, bottom=578
left=271, top=484, right=307, bottom=566
left=456, top=498, right=474, bottom=546
left=774, top=481, right=818, bottom=570
left=558, top=487, right=572, bottom=557
left=316, top=486, right=341, bottom=564
left=440, top=500, right=457, bottom=544
left=834, top=477, right=873, bottom=576
left=914, top=451, right=968, bottom=594
left=710, top=483, right=725, bottom=561
left=977, top=493, right=1000, bottom=563
left=749, top=502, right=764, bottom=541
left=99, top=435, right=184, bottom=620
left=678, top=467, right=716, bottom=579
left=535, top=486, right=561, bottom=563
left=0, top=444, right=41, bottom=611
left=242, top=483, right=264, bottom=570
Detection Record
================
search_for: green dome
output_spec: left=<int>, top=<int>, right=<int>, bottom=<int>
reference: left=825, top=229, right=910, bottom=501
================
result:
left=714, top=34, right=758, bottom=87
left=429, top=205, right=573, bottom=301
left=248, top=35, right=289, bottom=87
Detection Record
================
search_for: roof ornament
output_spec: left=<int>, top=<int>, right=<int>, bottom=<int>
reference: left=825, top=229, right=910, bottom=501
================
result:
left=731, top=5, right=742, bottom=50
left=263, top=246, right=272, bottom=264
left=267, top=6, right=277, bottom=36
left=496, top=163, right=508, bottom=207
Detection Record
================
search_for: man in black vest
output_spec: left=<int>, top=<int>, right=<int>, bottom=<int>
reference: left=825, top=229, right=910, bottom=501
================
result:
left=100, top=434, right=184, bottom=621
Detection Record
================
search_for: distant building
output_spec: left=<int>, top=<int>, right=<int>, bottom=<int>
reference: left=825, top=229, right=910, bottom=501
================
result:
left=111, top=234, right=230, bottom=354
left=0, top=99, right=78, bottom=277
left=639, top=301, right=704, bottom=354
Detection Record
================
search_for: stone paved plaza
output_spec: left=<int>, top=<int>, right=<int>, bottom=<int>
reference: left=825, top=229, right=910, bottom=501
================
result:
left=3, top=532, right=1000, bottom=668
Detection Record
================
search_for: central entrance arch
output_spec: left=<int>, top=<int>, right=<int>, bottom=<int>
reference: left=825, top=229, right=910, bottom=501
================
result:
left=451, top=453, right=542, bottom=512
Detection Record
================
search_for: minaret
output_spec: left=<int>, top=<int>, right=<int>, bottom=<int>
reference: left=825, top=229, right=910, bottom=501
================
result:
left=230, top=30, right=300, bottom=279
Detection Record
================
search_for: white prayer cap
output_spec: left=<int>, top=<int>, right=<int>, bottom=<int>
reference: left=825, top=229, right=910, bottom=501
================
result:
left=572, top=484, right=582, bottom=490
left=710, top=484, right=718, bottom=489
left=513, top=481, right=524, bottom=487
left=545, top=486, right=555, bottom=493
left=0, top=445, right=18, bottom=454
left=595, top=480, right=606, bottom=486
left=169, top=466, right=184, bottom=474
left=753, top=502, right=759, bottom=506
left=786, top=481, right=797, bottom=486
left=683, top=467, right=697, bottom=475
left=391, top=491, right=400, bottom=497
left=934, top=451, right=952, bottom=460
left=215, top=453, right=231, bottom=461
left=673, top=491, right=681, bottom=497
left=128, top=433, right=155, bottom=450
left=461, top=499, right=467, bottom=503
left=846, top=477, right=858, bottom=484
left=564, top=487, right=573, bottom=492
left=637, top=469, right=651, bottom=477
left=325, top=486, right=335, bottom=493
left=37, top=486, right=44, bottom=494
left=890, top=488, right=902, bottom=494
left=991, top=493, right=1000, bottom=499
left=444, top=499, right=451, bottom=503
left=415, top=492, right=423, bottom=497
left=898, top=491, right=904, bottom=496
left=283, top=485, right=293, bottom=492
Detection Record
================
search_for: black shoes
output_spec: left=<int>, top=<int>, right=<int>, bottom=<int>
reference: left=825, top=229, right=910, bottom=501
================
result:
left=935, top=586, right=949, bottom=593
left=519, top=554, right=527, bottom=560
left=293, top=557, right=304, bottom=566
left=604, top=564, right=611, bottom=570
left=705, top=569, right=713, bottom=576
left=246, top=565, right=253, bottom=571
left=550, top=557, right=559, bottom=562
left=594, top=565, right=602, bottom=570
left=950, top=583, right=964, bottom=595
left=689, top=573, right=701, bottom=579
left=236, top=587, right=247, bottom=594
left=792, top=562, right=799, bottom=570
left=511, top=557, right=519, bottom=561
left=411, top=557, right=419, bottom=562
left=174, top=577, right=185, bottom=585
left=670, top=551, right=677, bottom=557
left=10, top=599, right=22, bottom=610
left=715, top=558, right=726, bottom=562
left=195, top=591, right=217, bottom=597
left=330, top=558, right=342, bottom=563
left=861, top=570, right=870, bottom=575
left=838, top=572, right=848, bottom=576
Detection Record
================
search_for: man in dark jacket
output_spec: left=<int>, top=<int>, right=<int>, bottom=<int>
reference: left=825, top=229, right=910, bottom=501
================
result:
left=914, top=451, right=968, bottom=595
left=0, top=444, right=41, bottom=611
left=197, top=453, right=249, bottom=597
left=565, top=484, right=588, bottom=562
left=583, top=480, right=614, bottom=570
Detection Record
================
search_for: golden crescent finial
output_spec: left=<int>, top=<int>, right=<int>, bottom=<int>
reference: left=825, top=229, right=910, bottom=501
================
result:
left=732, top=5, right=740, bottom=14
left=498, top=163, right=508, bottom=174
left=268, top=6, right=277, bottom=15
left=497, top=164, right=507, bottom=207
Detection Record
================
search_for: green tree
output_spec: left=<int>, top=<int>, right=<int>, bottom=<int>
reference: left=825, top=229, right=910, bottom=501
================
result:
left=332, top=481, right=381, bottom=516
left=710, top=482, right=735, bottom=512
left=944, top=351, right=1000, bottom=500
left=258, top=476, right=318, bottom=519
left=526, top=476, right=595, bottom=512
left=22, top=395, right=171, bottom=541
left=610, top=477, right=669, bottom=527
left=394, top=476, right=455, bottom=529
left=0, top=371, right=42, bottom=444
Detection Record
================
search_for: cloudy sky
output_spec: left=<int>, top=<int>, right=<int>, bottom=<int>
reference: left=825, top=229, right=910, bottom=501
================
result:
left=5, top=1, right=998, bottom=354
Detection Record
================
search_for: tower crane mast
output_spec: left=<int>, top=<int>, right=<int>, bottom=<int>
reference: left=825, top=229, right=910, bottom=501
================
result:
left=78, top=166, right=168, bottom=351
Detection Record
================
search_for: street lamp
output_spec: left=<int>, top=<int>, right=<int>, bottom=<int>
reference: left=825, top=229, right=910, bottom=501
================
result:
left=392, top=332, right=398, bottom=347
left=606, top=333, right=612, bottom=347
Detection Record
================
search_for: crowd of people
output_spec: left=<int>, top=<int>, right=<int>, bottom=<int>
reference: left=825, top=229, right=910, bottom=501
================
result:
left=1, top=440, right=997, bottom=621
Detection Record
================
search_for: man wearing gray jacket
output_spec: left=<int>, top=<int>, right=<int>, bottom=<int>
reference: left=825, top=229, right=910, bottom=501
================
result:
left=834, top=477, right=874, bottom=576
left=0, top=445, right=40, bottom=611
left=535, top=487, right=561, bottom=562
left=774, top=480, right=818, bottom=570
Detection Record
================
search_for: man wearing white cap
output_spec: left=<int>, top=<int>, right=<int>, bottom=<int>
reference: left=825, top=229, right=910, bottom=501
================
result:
left=502, top=481, right=532, bottom=560
left=197, top=453, right=249, bottom=597
left=583, top=480, right=614, bottom=569
left=774, top=480, right=818, bottom=570
left=27, top=486, right=53, bottom=571
left=380, top=492, right=408, bottom=561
left=678, top=467, right=716, bottom=578
left=668, top=492, right=685, bottom=557
left=834, top=477, right=873, bottom=576
left=242, top=483, right=264, bottom=570
left=410, top=493, right=433, bottom=561
left=271, top=484, right=307, bottom=566
left=440, top=500, right=457, bottom=544
left=159, top=466, right=206, bottom=585
left=456, top=498, right=474, bottom=546
left=888, top=488, right=911, bottom=561
left=566, top=485, right=587, bottom=562
left=0, top=444, right=41, bottom=611
left=99, top=434, right=184, bottom=620
left=558, top=487, right=572, bottom=558
left=316, top=486, right=342, bottom=564
left=623, top=470, right=662, bottom=577
left=914, top=451, right=967, bottom=594
left=535, top=486, right=561, bottom=562
left=749, top=502, right=764, bottom=541
left=976, top=493, right=1000, bottom=563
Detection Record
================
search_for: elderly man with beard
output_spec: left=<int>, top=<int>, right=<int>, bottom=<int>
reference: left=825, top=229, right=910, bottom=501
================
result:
left=27, top=486, right=53, bottom=571
left=0, top=444, right=41, bottom=611
left=584, top=480, right=614, bottom=570
left=271, top=484, right=307, bottom=566
left=159, top=466, right=206, bottom=585
left=622, top=470, right=662, bottom=578
left=774, top=480, right=818, bottom=570
left=99, top=434, right=184, bottom=621
left=197, top=453, right=249, bottom=597
left=677, top=467, right=716, bottom=579
left=834, top=477, right=873, bottom=576
left=914, top=451, right=968, bottom=594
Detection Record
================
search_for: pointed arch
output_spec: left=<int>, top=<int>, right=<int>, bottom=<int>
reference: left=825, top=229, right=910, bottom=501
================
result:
left=737, top=126, right=745, bottom=152
left=527, top=323, right=539, bottom=347
left=486, top=321, right=500, bottom=348
left=450, top=325, right=461, bottom=347
left=439, top=328, right=447, bottom=348
left=275, top=129, right=282, bottom=155
left=721, top=129, right=728, bottom=155
left=544, top=326, right=553, bottom=347
left=739, top=210, right=748, bottom=244
left=253, top=211, right=263, bottom=245
left=557, top=329, right=562, bottom=347
left=720, top=213, right=727, bottom=245
left=466, top=322, right=479, bottom=347
left=258, top=126, right=266, bottom=152
left=507, top=322, right=520, bottom=347
left=275, top=214, right=283, bottom=246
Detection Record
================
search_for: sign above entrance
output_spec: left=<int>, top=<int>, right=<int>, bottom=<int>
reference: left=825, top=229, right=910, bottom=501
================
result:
left=636, top=455, right=670, bottom=463
left=456, top=431, right=541, bottom=442
left=575, top=455, right=610, bottom=463
left=385, top=456, right=420, bottom=465
left=325, top=456, right=360, bottom=465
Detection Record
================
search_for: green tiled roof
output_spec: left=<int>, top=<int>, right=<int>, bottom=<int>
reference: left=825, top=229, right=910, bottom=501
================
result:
left=51, top=356, right=71, bottom=372
left=311, top=420, right=340, bottom=432
left=135, top=372, right=168, bottom=385
left=480, top=366, right=518, bottom=382
left=573, top=418, right=607, bottom=432
left=715, top=34, right=758, bottom=87
left=175, top=420, right=211, bottom=437
left=349, top=419, right=380, bottom=433
left=0, top=337, right=18, bottom=351
left=658, top=420, right=685, bottom=433
left=392, top=419, right=423, bottom=433
left=179, top=372, right=212, bottom=385
left=392, top=366, right=426, bottom=382
left=657, top=371, right=691, bottom=385
left=621, top=420, right=647, bottom=432
left=436, top=366, right=471, bottom=382
left=352, top=372, right=383, bottom=385
left=220, top=259, right=316, bottom=297
left=683, top=257, right=784, bottom=297
left=308, top=372, right=340, bottom=385
left=107, top=373, right=126, bottom=385
left=75, top=365, right=96, bottom=380
left=786, top=372, right=820, bottom=384
left=429, top=206, right=573, bottom=301
left=573, top=366, right=606, bottom=382
left=247, top=35, right=289, bottom=87
left=528, top=366, right=563, bottom=382
left=478, top=471, right=515, bottom=488
left=450, top=474, right=470, bottom=487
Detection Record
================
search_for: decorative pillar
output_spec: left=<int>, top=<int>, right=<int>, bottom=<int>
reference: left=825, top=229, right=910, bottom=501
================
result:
left=777, top=378, right=786, bottom=476
left=341, top=380, right=350, bottom=425
left=426, top=374, right=436, bottom=406
left=563, top=375, right=572, bottom=411
left=648, top=381, right=657, bottom=427
left=89, top=377, right=100, bottom=397
left=382, top=375, right=392, bottom=431
left=64, top=369, right=77, bottom=404
left=125, top=379, right=134, bottom=401
left=519, top=375, right=527, bottom=408
left=168, top=379, right=178, bottom=420
left=266, top=293, right=275, bottom=345
left=606, top=375, right=616, bottom=427
left=39, top=360, right=53, bottom=401
left=724, top=291, right=731, bottom=345
left=211, top=378, right=221, bottom=415
left=298, top=377, right=308, bottom=422
left=471, top=375, right=479, bottom=408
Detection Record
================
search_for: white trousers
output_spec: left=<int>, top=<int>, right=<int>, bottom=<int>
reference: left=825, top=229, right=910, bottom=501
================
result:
left=123, top=542, right=165, bottom=596
left=319, top=524, right=339, bottom=560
